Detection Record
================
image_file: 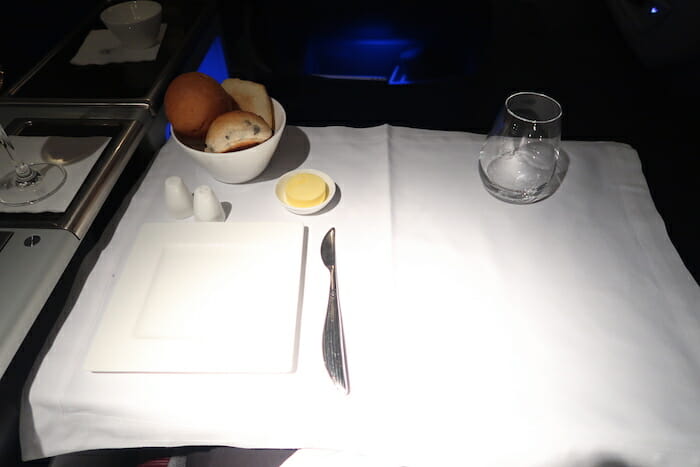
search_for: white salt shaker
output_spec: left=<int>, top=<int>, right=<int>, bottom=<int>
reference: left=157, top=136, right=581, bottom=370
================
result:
left=164, top=176, right=193, bottom=219
left=193, top=185, right=225, bottom=222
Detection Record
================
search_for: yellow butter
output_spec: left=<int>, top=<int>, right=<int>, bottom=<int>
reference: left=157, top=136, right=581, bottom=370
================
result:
left=284, top=173, right=327, bottom=208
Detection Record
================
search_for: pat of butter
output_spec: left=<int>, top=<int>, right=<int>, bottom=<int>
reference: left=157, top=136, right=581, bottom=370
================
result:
left=284, top=173, right=327, bottom=208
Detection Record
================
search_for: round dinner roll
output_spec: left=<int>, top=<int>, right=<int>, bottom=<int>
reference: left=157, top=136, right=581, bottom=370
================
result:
left=205, top=111, right=273, bottom=153
left=164, top=72, right=233, bottom=140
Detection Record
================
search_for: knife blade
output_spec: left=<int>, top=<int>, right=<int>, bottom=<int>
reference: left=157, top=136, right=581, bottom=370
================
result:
left=320, top=227, right=349, bottom=394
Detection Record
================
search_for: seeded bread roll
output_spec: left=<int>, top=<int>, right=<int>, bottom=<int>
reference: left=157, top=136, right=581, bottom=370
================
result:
left=204, top=111, right=273, bottom=153
left=221, top=78, right=275, bottom=130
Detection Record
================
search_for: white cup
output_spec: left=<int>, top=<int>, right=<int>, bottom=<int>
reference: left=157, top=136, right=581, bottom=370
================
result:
left=100, top=1, right=162, bottom=49
left=164, top=176, right=193, bottom=219
left=193, top=185, right=225, bottom=222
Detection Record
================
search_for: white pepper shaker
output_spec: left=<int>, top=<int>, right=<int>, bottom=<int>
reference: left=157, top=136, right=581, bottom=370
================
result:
left=164, top=176, right=193, bottom=219
left=193, top=185, right=225, bottom=222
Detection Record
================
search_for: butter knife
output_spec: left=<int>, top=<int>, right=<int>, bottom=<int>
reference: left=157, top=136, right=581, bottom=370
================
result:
left=321, top=227, right=349, bottom=394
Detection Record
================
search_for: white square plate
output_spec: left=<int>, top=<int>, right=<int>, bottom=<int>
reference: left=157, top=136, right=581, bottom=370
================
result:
left=85, top=222, right=305, bottom=373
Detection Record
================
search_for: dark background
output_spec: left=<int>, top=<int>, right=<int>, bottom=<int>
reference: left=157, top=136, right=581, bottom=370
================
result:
left=0, top=1, right=699, bottom=465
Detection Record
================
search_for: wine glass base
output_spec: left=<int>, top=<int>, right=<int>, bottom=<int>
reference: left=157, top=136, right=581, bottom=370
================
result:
left=0, top=163, right=67, bottom=207
left=478, top=164, right=554, bottom=205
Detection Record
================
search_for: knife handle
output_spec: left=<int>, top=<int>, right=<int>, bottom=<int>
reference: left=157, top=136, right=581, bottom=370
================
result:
left=323, top=267, right=349, bottom=393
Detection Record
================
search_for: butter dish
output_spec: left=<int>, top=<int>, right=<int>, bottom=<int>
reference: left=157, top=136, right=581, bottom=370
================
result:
left=275, top=169, right=336, bottom=215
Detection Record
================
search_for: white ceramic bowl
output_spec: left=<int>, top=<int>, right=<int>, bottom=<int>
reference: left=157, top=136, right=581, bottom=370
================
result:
left=275, top=169, right=336, bottom=215
left=172, top=99, right=286, bottom=184
left=100, top=1, right=162, bottom=49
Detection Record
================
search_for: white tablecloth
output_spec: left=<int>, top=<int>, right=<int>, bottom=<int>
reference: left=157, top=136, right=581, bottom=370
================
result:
left=20, top=125, right=700, bottom=467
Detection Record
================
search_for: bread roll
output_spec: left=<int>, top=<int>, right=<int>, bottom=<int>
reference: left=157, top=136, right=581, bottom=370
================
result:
left=205, top=111, right=273, bottom=153
left=165, top=72, right=233, bottom=140
left=221, top=78, right=275, bottom=130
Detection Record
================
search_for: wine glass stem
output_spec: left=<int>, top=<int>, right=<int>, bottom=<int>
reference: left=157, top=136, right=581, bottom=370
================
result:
left=1, top=139, right=18, bottom=165
left=14, top=162, right=40, bottom=186
left=1, top=128, right=41, bottom=186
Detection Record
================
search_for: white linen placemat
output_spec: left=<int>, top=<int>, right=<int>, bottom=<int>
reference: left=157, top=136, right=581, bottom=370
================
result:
left=0, top=136, right=110, bottom=213
left=70, top=25, right=167, bottom=66
left=20, top=125, right=700, bottom=467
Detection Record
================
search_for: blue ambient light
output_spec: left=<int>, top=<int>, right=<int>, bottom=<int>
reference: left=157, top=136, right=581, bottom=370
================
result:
left=649, top=6, right=659, bottom=14
left=304, top=27, right=423, bottom=84
left=388, top=65, right=409, bottom=85
left=196, top=36, right=229, bottom=83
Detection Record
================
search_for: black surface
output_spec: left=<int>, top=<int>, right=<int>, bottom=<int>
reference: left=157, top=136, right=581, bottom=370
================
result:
left=1, top=0, right=215, bottom=102
left=0, top=0, right=99, bottom=95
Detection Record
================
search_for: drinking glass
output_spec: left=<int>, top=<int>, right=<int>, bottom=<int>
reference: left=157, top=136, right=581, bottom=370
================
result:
left=0, top=123, right=67, bottom=206
left=478, top=92, right=562, bottom=204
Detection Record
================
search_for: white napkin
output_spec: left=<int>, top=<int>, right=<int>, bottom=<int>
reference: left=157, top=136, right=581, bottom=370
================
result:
left=0, top=136, right=110, bottom=213
left=70, top=25, right=167, bottom=66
